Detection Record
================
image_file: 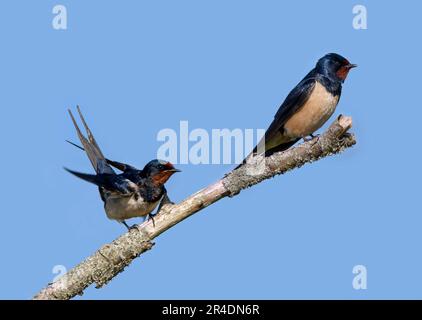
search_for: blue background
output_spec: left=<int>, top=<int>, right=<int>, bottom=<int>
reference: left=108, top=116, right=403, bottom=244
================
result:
left=1, top=0, right=420, bottom=299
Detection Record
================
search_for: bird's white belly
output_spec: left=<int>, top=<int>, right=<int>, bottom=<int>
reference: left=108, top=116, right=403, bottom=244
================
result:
left=284, top=82, right=339, bottom=138
left=104, top=194, right=161, bottom=222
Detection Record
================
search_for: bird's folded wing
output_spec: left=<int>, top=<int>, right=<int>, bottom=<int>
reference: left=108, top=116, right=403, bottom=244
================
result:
left=64, top=168, right=135, bottom=195
left=105, top=159, right=137, bottom=172
left=264, top=76, right=316, bottom=144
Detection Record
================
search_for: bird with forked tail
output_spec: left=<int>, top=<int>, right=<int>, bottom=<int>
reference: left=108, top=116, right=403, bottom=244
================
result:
left=237, top=53, right=356, bottom=168
left=65, top=106, right=180, bottom=230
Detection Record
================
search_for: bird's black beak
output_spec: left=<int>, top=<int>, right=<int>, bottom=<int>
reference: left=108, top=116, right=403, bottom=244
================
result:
left=167, top=168, right=181, bottom=173
left=347, top=63, right=358, bottom=69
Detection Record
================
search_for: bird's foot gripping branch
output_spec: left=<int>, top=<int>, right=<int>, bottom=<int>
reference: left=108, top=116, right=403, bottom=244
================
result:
left=34, top=115, right=355, bottom=300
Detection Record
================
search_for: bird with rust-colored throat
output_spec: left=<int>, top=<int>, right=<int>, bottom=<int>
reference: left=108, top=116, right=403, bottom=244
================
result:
left=64, top=107, right=181, bottom=230
left=238, top=53, right=356, bottom=168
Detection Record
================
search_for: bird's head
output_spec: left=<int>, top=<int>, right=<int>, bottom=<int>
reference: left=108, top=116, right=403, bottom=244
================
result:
left=143, top=159, right=181, bottom=186
left=316, top=53, right=357, bottom=83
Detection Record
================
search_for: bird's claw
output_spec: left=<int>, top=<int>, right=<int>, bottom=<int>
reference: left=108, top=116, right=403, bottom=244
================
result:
left=129, top=224, right=140, bottom=231
left=340, top=132, right=353, bottom=140
left=147, top=213, right=156, bottom=227
left=307, top=133, right=320, bottom=140
left=122, top=220, right=140, bottom=231
left=303, top=134, right=320, bottom=144
left=162, top=193, right=175, bottom=206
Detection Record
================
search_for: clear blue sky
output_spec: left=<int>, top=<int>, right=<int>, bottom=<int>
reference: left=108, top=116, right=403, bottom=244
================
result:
left=1, top=0, right=421, bottom=299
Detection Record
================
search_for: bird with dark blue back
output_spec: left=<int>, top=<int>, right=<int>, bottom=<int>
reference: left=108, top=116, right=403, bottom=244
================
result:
left=239, top=53, right=356, bottom=167
left=65, top=106, right=181, bottom=230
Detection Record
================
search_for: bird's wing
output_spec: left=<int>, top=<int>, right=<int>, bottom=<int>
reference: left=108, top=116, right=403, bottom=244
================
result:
left=264, top=74, right=317, bottom=144
left=68, top=107, right=115, bottom=175
left=106, top=159, right=138, bottom=172
left=65, top=140, right=138, bottom=172
left=64, top=168, right=136, bottom=195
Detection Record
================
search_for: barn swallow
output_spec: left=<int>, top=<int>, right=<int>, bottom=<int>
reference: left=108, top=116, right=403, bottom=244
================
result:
left=64, top=106, right=180, bottom=230
left=239, top=53, right=356, bottom=167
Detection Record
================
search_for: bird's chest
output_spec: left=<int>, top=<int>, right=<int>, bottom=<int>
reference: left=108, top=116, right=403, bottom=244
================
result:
left=284, top=82, right=339, bottom=138
left=104, top=193, right=161, bottom=221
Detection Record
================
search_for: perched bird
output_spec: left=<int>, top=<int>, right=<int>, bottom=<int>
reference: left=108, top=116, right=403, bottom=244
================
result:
left=240, top=53, right=356, bottom=167
left=65, top=106, right=180, bottom=230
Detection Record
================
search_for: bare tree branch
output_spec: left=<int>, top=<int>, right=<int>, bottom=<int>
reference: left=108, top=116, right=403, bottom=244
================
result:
left=33, top=115, right=355, bottom=300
